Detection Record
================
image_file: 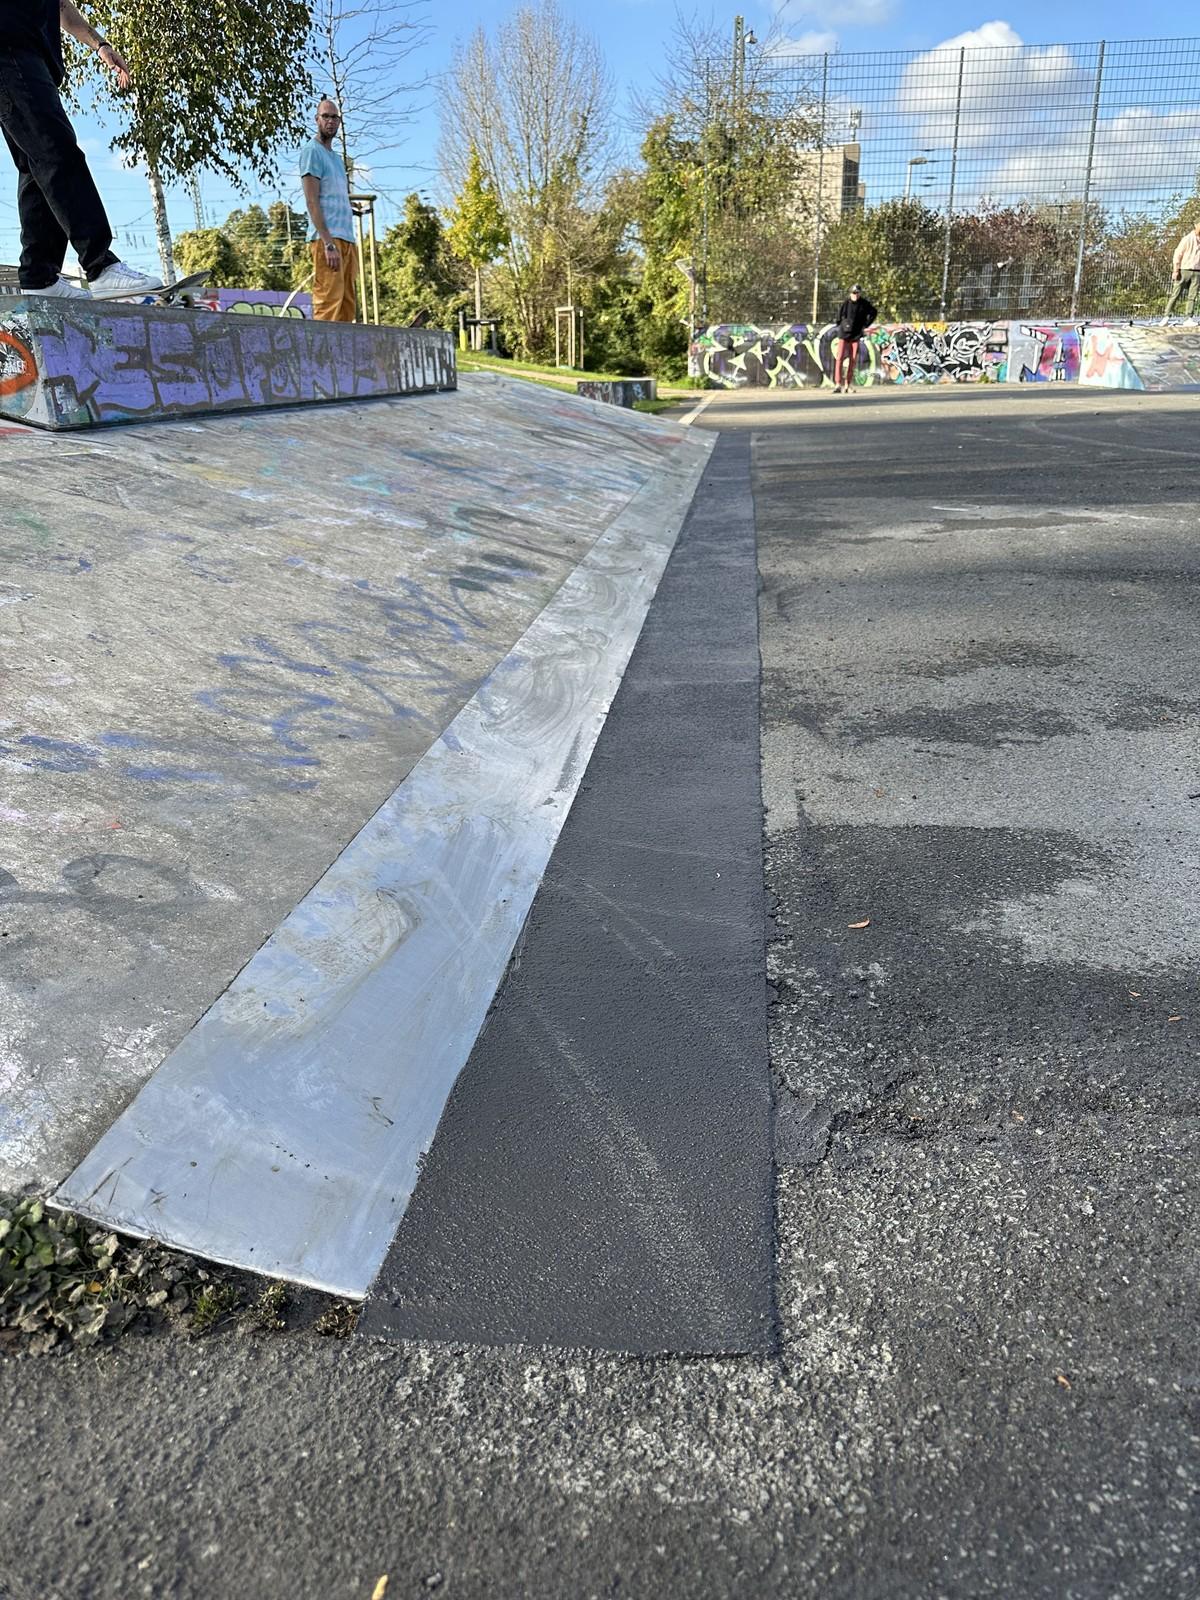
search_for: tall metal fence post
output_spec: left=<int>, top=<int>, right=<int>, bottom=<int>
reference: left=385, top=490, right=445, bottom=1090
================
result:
left=1071, top=40, right=1106, bottom=320
left=939, top=47, right=965, bottom=319
left=810, top=53, right=829, bottom=325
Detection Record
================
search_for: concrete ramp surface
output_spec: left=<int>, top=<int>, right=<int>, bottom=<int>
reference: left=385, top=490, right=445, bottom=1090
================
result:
left=0, top=377, right=712, bottom=1258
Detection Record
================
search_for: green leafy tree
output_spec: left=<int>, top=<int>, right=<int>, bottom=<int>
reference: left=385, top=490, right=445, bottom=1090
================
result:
left=446, top=146, right=509, bottom=348
left=819, top=200, right=946, bottom=322
left=175, top=202, right=309, bottom=290
left=76, top=0, right=312, bottom=283
left=377, top=194, right=466, bottom=328
left=1089, top=193, right=1200, bottom=317
left=172, top=227, right=242, bottom=286
left=631, top=116, right=701, bottom=377
left=633, top=13, right=820, bottom=329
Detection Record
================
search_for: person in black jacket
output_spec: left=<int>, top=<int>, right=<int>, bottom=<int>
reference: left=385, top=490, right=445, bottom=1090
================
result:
left=832, top=285, right=877, bottom=393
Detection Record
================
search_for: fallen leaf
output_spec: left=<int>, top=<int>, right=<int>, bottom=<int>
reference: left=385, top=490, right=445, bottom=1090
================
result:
left=371, top=1580, right=389, bottom=1600
left=1128, top=990, right=1141, bottom=997
left=847, top=918, right=871, bottom=929
left=1167, top=1015, right=1182, bottom=1022
left=1055, top=1373, right=1072, bottom=1390
left=1011, top=1110, right=1025, bottom=1121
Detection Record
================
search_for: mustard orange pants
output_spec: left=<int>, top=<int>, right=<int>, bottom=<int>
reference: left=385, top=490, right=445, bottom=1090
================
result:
left=310, top=237, right=358, bottom=322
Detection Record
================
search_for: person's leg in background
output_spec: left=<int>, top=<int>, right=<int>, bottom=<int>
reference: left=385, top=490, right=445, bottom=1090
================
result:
left=838, top=339, right=857, bottom=392
left=1185, top=270, right=1200, bottom=317
left=1165, top=274, right=1186, bottom=317
left=337, top=238, right=358, bottom=323
left=844, top=338, right=859, bottom=390
left=0, top=49, right=118, bottom=288
left=310, top=237, right=347, bottom=321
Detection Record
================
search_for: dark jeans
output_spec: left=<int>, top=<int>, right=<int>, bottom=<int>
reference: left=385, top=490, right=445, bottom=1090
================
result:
left=0, top=46, right=118, bottom=288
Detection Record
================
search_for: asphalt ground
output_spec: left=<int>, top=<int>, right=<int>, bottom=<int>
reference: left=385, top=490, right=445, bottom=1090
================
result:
left=2, top=382, right=1198, bottom=1599
left=364, top=433, right=772, bottom=1355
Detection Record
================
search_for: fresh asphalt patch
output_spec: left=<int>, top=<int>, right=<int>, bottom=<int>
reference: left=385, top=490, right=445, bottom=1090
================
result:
left=361, top=433, right=775, bottom=1354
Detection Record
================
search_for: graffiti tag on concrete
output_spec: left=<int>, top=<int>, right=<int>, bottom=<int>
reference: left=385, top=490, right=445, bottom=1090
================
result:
left=577, top=379, right=657, bottom=407
left=689, top=318, right=1197, bottom=391
left=0, top=301, right=456, bottom=429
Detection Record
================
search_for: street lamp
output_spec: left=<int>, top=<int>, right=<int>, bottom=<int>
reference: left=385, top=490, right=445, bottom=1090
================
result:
left=904, top=155, right=934, bottom=200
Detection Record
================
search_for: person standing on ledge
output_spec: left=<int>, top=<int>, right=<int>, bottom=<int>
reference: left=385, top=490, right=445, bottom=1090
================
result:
left=1161, top=220, right=1200, bottom=324
left=832, top=284, right=877, bottom=394
left=300, top=99, right=358, bottom=323
left=0, top=0, right=162, bottom=298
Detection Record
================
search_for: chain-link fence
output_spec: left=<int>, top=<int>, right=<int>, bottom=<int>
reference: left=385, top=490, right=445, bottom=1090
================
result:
left=709, top=35, right=1200, bottom=324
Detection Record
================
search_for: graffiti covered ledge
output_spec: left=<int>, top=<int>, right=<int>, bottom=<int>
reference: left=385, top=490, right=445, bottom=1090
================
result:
left=690, top=319, right=1200, bottom=392
left=0, top=297, right=456, bottom=429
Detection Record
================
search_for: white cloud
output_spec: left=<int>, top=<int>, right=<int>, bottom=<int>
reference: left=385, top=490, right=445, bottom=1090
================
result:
left=899, top=22, right=1088, bottom=150
left=765, top=30, right=840, bottom=56
left=892, top=23, right=1200, bottom=209
left=986, top=106, right=1200, bottom=205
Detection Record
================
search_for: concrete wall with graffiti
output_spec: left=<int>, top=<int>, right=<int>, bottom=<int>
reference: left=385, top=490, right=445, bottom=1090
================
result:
left=0, top=299, right=456, bottom=430
left=576, top=378, right=657, bottom=408
left=197, top=287, right=314, bottom=319
left=689, top=319, right=1200, bottom=392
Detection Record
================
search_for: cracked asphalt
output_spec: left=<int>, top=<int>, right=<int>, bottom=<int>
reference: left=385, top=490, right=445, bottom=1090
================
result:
left=2, top=383, right=1197, bottom=1599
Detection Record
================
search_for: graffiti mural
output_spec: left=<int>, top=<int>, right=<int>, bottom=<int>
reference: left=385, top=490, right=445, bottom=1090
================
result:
left=0, top=299, right=456, bottom=430
left=690, top=317, right=1200, bottom=392
left=867, top=322, right=1008, bottom=384
left=197, top=287, right=314, bottom=319
left=1096, top=326, right=1200, bottom=391
left=576, top=378, right=657, bottom=408
left=1005, top=324, right=1082, bottom=383
left=0, top=327, right=36, bottom=398
left=691, top=321, right=1009, bottom=387
left=1079, top=327, right=1143, bottom=389
left=690, top=323, right=883, bottom=388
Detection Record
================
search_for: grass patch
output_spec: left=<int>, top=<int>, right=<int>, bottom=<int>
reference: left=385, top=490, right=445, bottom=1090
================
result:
left=633, top=398, right=678, bottom=415
left=459, top=351, right=630, bottom=382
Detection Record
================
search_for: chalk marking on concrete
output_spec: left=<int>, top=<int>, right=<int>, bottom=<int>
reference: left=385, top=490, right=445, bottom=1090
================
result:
left=679, top=392, right=718, bottom=428
left=53, top=426, right=715, bottom=1298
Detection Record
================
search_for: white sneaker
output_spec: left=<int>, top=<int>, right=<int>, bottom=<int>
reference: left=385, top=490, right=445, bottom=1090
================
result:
left=89, top=261, right=163, bottom=299
left=29, top=275, right=90, bottom=298
left=1160, top=315, right=1171, bottom=326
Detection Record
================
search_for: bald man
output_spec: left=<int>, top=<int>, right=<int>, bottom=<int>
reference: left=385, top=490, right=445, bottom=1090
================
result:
left=300, top=98, right=358, bottom=322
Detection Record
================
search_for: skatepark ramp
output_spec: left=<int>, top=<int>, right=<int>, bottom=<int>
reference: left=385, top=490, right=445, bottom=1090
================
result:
left=0, top=368, right=713, bottom=1302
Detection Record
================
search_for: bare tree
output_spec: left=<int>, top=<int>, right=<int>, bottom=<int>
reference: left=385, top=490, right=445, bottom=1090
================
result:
left=440, top=0, right=614, bottom=354
left=310, top=0, right=433, bottom=197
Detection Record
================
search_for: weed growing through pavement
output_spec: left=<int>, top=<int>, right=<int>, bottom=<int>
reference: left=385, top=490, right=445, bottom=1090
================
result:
left=315, top=1300, right=359, bottom=1339
left=0, top=1195, right=356, bottom=1355
left=0, top=1194, right=292, bottom=1354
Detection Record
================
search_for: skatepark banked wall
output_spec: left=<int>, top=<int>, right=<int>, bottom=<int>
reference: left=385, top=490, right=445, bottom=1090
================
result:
left=0, top=298, right=455, bottom=429
left=690, top=320, right=1200, bottom=393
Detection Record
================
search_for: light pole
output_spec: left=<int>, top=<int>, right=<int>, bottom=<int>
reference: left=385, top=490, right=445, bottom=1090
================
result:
left=904, top=154, right=934, bottom=201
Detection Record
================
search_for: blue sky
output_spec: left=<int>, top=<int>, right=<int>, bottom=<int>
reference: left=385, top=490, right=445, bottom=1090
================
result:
left=0, top=3, right=1194, bottom=273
